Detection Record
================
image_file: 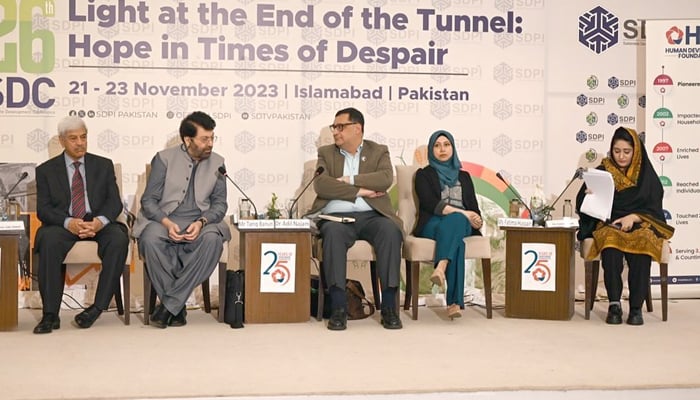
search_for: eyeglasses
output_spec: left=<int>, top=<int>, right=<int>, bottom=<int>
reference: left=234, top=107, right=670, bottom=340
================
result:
left=329, top=122, right=358, bottom=132
left=194, top=135, right=215, bottom=144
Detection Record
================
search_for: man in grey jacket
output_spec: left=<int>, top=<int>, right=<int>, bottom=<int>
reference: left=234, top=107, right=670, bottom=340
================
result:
left=133, top=111, right=231, bottom=328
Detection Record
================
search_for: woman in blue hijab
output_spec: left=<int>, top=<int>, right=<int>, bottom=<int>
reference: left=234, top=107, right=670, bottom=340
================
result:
left=414, top=130, right=483, bottom=319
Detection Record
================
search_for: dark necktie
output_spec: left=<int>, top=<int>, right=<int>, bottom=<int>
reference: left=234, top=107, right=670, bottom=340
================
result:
left=71, top=161, right=86, bottom=219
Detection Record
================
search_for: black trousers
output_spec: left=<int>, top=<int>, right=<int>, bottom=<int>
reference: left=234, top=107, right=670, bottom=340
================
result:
left=35, top=224, right=129, bottom=315
left=601, top=248, right=651, bottom=309
left=319, top=211, right=402, bottom=293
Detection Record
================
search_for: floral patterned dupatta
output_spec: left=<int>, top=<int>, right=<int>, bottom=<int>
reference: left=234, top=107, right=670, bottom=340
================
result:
left=578, top=127, right=674, bottom=262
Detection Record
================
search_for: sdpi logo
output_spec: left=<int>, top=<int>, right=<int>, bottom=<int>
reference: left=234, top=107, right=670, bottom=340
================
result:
left=578, top=6, right=619, bottom=54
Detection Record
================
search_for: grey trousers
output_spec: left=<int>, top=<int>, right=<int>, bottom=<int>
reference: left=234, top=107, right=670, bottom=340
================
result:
left=138, top=223, right=224, bottom=314
left=319, top=211, right=402, bottom=290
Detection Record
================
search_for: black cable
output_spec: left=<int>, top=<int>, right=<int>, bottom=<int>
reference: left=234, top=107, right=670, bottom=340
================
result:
left=27, top=272, right=120, bottom=312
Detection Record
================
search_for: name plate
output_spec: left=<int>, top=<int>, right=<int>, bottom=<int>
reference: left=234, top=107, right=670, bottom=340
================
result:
left=545, top=218, right=579, bottom=228
left=237, top=219, right=275, bottom=230
left=498, top=218, right=533, bottom=228
left=274, top=219, right=310, bottom=229
left=0, top=220, right=25, bottom=232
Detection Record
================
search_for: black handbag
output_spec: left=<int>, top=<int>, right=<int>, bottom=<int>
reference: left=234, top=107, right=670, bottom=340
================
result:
left=224, top=270, right=245, bottom=329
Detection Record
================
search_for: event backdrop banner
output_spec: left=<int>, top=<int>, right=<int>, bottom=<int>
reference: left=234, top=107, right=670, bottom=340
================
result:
left=2, top=1, right=697, bottom=295
left=646, top=18, right=700, bottom=292
left=545, top=1, right=699, bottom=295
left=0, top=0, right=545, bottom=209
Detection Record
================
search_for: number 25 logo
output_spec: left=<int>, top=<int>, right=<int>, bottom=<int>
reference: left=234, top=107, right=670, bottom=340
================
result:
left=263, top=250, right=291, bottom=285
left=523, top=249, right=551, bottom=284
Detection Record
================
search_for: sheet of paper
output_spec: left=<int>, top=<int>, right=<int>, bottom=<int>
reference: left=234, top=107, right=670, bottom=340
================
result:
left=319, top=214, right=355, bottom=223
left=580, top=169, right=614, bottom=221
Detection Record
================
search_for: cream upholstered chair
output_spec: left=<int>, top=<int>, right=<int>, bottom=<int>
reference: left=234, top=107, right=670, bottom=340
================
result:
left=581, top=238, right=669, bottom=321
left=58, top=163, right=132, bottom=324
left=299, top=161, right=381, bottom=320
left=396, top=164, right=493, bottom=320
left=312, top=239, right=381, bottom=320
left=136, top=164, right=229, bottom=324
left=62, top=241, right=130, bottom=324
left=142, top=247, right=228, bottom=323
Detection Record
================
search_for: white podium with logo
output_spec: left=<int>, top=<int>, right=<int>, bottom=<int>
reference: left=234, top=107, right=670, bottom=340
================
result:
left=500, top=225, right=577, bottom=320
left=237, top=219, right=311, bottom=323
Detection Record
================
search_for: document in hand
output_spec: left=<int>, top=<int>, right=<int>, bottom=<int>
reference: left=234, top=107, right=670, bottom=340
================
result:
left=319, top=214, right=356, bottom=223
left=580, top=169, right=614, bottom=221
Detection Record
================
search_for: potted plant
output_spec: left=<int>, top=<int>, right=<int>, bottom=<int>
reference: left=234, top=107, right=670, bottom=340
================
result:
left=265, top=192, right=282, bottom=219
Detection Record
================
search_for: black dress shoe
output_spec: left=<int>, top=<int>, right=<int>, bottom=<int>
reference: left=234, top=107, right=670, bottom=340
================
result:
left=627, top=307, right=644, bottom=326
left=150, top=304, right=172, bottom=329
left=605, top=304, right=623, bottom=325
left=380, top=307, right=403, bottom=330
left=74, top=305, right=103, bottom=329
left=169, top=308, right=187, bottom=327
left=33, top=314, right=60, bottom=334
left=327, top=308, right=347, bottom=331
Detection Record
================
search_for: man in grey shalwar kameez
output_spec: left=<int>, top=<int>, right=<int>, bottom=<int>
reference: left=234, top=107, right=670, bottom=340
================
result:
left=132, top=111, right=231, bottom=328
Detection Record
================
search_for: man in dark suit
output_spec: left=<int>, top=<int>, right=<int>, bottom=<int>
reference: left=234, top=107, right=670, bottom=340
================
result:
left=307, top=107, right=404, bottom=330
left=33, top=116, right=129, bottom=334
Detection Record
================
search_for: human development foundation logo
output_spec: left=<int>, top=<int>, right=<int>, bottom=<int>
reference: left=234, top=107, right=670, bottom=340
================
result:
left=578, top=6, right=619, bottom=54
left=666, top=26, right=684, bottom=45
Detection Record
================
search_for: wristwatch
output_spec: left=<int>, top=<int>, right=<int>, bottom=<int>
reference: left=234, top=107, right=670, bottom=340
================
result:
left=197, top=217, right=208, bottom=227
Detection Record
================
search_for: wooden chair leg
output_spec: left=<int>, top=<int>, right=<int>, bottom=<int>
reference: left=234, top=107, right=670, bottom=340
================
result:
left=316, top=260, right=326, bottom=321
left=202, top=278, right=211, bottom=313
left=482, top=259, right=493, bottom=319
left=645, top=269, right=655, bottom=312
left=403, top=260, right=412, bottom=311
left=108, top=264, right=129, bottom=325
left=123, top=264, right=130, bottom=325
left=114, top=280, right=124, bottom=316
left=370, top=261, right=381, bottom=310
left=394, top=288, right=400, bottom=314
left=660, top=262, right=668, bottom=321
left=591, top=261, right=599, bottom=304
left=584, top=260, right=593, bottom=320
left=143, top=264, right=153, bottom=325
left=411, top=261, right=419, bottom=320
left=218, top=261, right=227, bottom=322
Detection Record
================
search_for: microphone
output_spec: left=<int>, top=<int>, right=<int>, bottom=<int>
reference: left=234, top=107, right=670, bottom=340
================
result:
left=217, top=166, right=258, bottom=219
left=496, top=171, right=533, bottom=220
left=288, top=166, right=324, bottom=218
left=4, top=171, right=29, bottom=199
left=548, top=167, right=586, bottom=213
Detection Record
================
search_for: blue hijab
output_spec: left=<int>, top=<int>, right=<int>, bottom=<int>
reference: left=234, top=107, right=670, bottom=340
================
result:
left=428, top=130, right=461, bottom=189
